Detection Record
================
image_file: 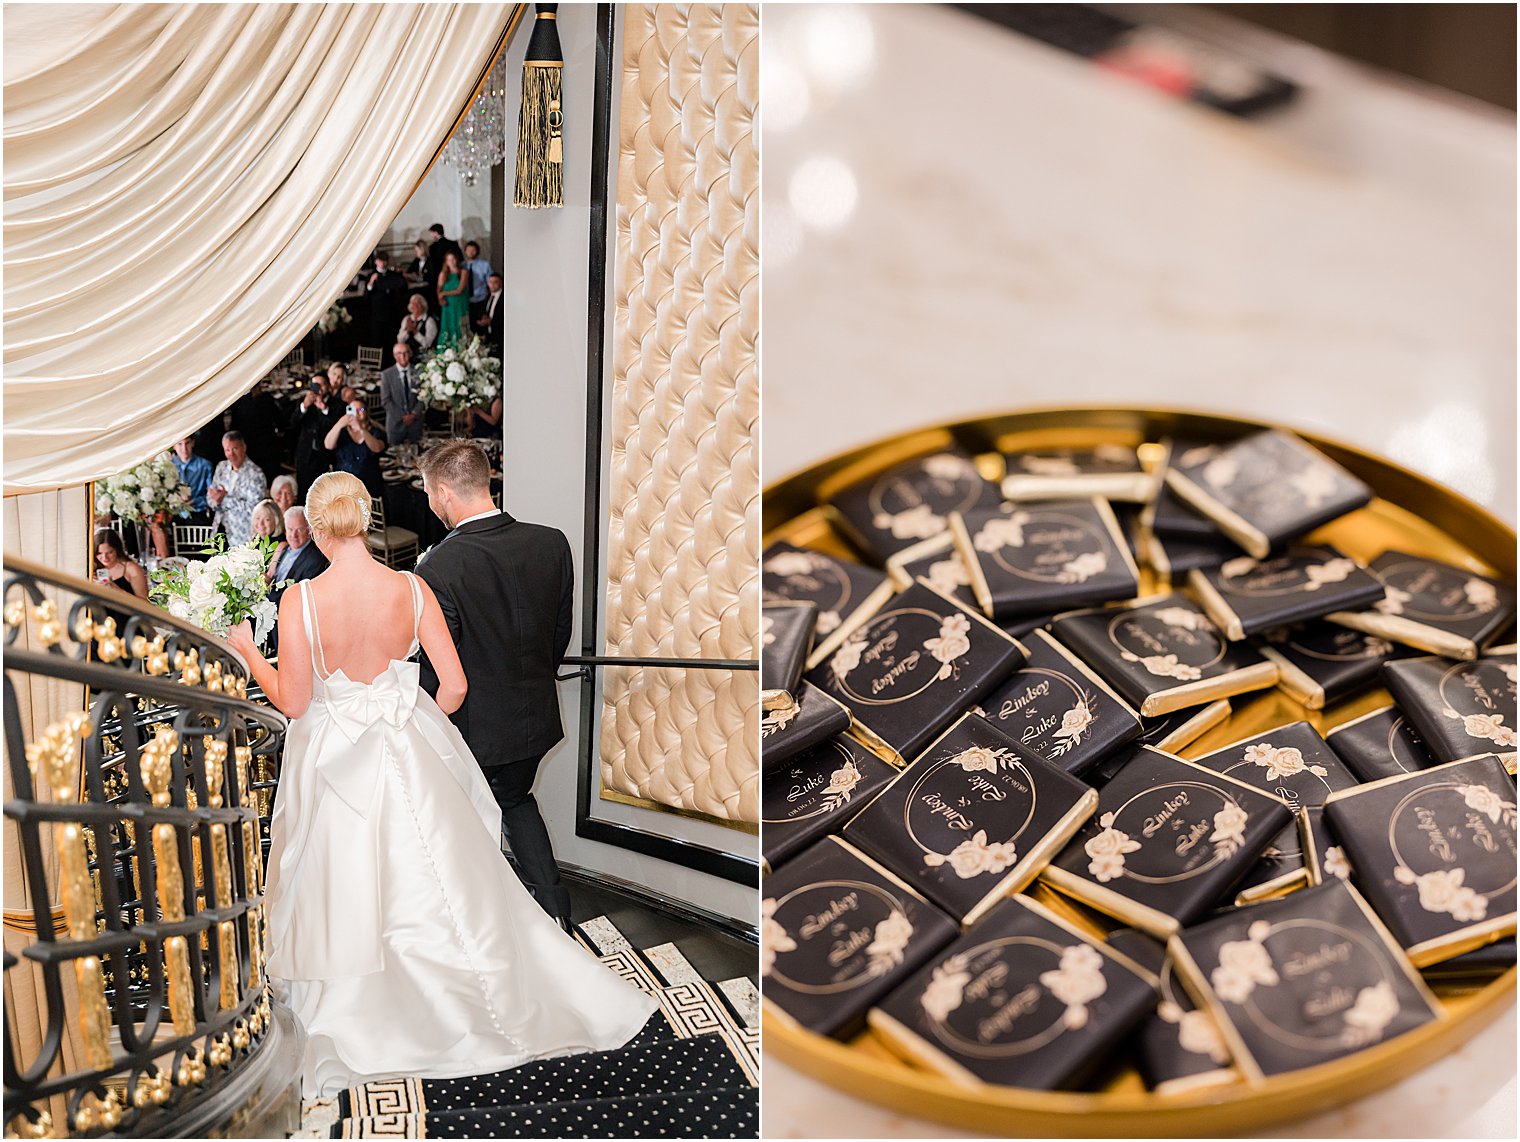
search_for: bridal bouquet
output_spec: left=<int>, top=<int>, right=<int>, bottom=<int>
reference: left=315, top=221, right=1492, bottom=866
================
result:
left=96, top=452, right=194, bottom=524
left=416, top=337, right=502, bottom=409
left=150, top=535, right=285, bottom=648
left=317, top=303, right=352, bottom=334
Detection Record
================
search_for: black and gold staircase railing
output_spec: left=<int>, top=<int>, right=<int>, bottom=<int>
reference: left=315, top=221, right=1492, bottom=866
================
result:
left=2, top=555, right=299, bottom=1139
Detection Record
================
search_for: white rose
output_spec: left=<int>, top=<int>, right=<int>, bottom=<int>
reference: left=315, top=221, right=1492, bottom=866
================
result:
left=446, top=363, right=466, bottom=382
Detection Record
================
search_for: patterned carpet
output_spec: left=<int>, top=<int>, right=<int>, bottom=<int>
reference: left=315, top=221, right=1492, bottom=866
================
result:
left=296, top=916, right=758, bottom=1139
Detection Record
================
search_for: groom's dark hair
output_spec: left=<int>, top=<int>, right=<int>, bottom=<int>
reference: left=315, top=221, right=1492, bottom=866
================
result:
left=419, top=440, right=491, bottom=496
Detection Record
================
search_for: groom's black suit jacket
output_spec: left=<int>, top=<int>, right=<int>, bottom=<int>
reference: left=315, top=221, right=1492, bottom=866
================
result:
left=415, top=512, right=574, bottom=768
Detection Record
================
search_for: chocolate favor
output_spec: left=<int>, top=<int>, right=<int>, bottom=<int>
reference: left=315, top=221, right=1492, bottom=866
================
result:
left=827, top=450, right=1004, bottom=564
left=1049, top=594, right=1279, bottom=717
left=762, top=735, right=900, bottom=872
left=1001, top=445, right=1154, bottom=504
left=1145, top=477, right=1226, bottom=540
left=868, top=894, right=1158, bottom=1090
left=1164, top=429, right=1372, bottom=559
left=1258, top=620, right=1406, bottom=710
left=884, top=533, right=980, bottom=613
left=1189, top=545, right=1385, bottom=641
left=1041, top=747, right=1294, bottom=937
left=1328, top=551, right=1514, bottom=661
left=761, top=836, right=959, bottom=1039
left=806, top=579, right=1025, bottom=764
left=1189, top=722, right=1360, bottom=902
left=762, top=681, right=851, bottom=771
left=841, top=715, right=1098, bottom=925
left=949, top=500, right=1140, bottom=619
left=1382, top=649, right=1517, bottom=763
left=1323, top=754, right=1517, bottom=966
left=762, top=601, right=817, bottom=710
left=1325, top=705, right=1439, bottom=783
left=1106, top=929, right=1238, bottom=1095
left=974, top=629, right=1142, bottom=778
left=1139, top=525, right=1239, bottom=580
left=762, top=541, right=895, bottom=668
left=1139, top=700, right=1232, bottom=754
left=1168, top=880, right=1441, bottom=1080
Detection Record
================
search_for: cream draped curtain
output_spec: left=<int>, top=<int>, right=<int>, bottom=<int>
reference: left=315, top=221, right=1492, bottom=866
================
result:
left=3, top=2, right=515, bottom=493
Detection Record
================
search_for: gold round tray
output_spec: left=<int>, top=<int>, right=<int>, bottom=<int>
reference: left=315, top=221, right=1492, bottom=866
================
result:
left=762, top=406, right=1516, bottom=1137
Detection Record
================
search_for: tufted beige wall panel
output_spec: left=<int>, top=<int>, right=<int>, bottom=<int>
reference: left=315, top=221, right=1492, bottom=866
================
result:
left=600, top=4, right=759, bottom=823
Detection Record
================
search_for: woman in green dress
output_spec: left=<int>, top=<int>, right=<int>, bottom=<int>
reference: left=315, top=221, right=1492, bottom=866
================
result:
left=436, top=249, right=472, bottom=351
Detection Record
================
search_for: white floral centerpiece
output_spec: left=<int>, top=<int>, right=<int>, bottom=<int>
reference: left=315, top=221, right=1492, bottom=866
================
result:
left=96, top=451, right=194, bottom=525
left=416, top=336, right=503, bottom=412
left=317, top=303, right=352, bottom=334
left=149, top=535, right=285, bottom=649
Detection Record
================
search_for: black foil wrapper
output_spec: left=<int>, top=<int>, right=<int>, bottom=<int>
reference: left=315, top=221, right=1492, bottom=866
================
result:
left=761, top=837, right=959, bottom=1039
left=1257, top=620, right=1409, bottom=710
left=1190, top=545, right=1385, bottom=641
left=762, top=734, right=900, bottom=872
left=762, top=601, right=817, bottom=707
left=762, top=541, right=892, bottom=665
left=1328, top=551, right=1515, bottom=660
left=870, top=895, right=1157, bottom=1090
left=762, top=681, right=851, bottom=771
left=1324, top=754, right=1517, bottom=966
left=827, top=450, right=1004, bottom=564
left=1325, top=704, right=1440, bottom=783
left=1382, top=650, right=1517, bottom=764
left=885, top=533, right=980, bottom=613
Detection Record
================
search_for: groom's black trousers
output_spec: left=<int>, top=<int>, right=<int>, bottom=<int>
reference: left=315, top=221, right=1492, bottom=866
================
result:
left=486, top=752, right=571, bottom=923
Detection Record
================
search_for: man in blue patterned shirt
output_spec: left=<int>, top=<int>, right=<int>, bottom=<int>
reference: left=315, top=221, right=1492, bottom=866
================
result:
left=208, top=431, right=267, bottom=545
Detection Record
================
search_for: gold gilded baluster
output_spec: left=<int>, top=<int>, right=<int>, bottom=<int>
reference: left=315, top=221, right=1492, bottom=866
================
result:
left=32, top=712, right=112, bottom=1072
left=233, top=746, right=264, bottom=989
left=140, top=727, right=196, bottom=1036
left=201, top=739, right=241, bottom=1010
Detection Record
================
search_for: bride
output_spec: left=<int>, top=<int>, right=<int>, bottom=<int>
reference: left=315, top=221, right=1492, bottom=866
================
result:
left=228, top=472, right=657, bottom=1095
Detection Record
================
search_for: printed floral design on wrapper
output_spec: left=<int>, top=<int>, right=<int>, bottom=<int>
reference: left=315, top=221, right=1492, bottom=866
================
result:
left=1038, top=944, right=1108, bottom=1029
left=815, top=609, right=842, bottom=635
left=819, top=760, right=863, bottom=812
left=760, top=700, right=798, bottom=738
left=1048, top=699, right=1095, bottom=758
left=1303, top=558, right=1357, bottom=590
left=1323, top=846, right=1352, bottom=881
left=1458, top=784, right=1517, bottom=829
left=1158, top=1001, right=1230, bottom=1064
left=922, top=453, right=975, bottom=483
left=920, top=954, right=972, bottom=1024
left=1210, top=921, right=1279, bottom=1004
left=924, top=613, right=973, bottom=680
left=1151, top=606, right=1212, bottom=633
left=1340, top=981, right=1399, bottom=1047
left=760, top=898, right=796, bottom=977
left=874, top=503, right=945, bottom=541
left=923, top=830, right=1019, bottom=879
left=1442, top=710, right=1517, bottom=749
left=864, top=910, right=914, bottom=979
left=763, top=551, right=823, bottom=579
left=952, top=744, right=1013, bottom=774
left=925, top=557, right=970, bottom=596
left=1120, top=652, right=1203, bottom=682
left=1208, top=800, right=1249, bottom=861
left=1375, top=585, right=1413, bottom=616
left=1464, top=577, right=1499, bottom=614
left=1241, top=742, right=1329, bottom=781
left=1057, top=551, right=1109, bottom=585
left=1290, top=465, right=1338, bottom=509
left=830, top=631, right=869, bottom=684
left=1502, top=661, right=1519, bottom=684
left=974, top=513, right=1030, bottom=552
left=1085, top=812, right=1142, bottom=883
left=1393, top=866, right=1488, bottom=922
left=1202, top=453, right=1239, bottom=490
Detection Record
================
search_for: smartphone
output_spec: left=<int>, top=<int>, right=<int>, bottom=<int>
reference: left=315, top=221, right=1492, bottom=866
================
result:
left=347, top=402, right=363, bottom=417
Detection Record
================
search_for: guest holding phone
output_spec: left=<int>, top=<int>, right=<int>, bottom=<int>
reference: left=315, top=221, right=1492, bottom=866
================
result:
left=94, top=529, right=149, bottom=598
left=324, top=396, right=387, bottom=498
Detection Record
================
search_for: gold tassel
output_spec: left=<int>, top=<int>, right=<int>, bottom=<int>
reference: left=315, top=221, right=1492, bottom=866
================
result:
left=514, top=5, right=565, bottom=208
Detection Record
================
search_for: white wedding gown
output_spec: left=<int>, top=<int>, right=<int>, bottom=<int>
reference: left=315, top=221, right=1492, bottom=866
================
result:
left=263, top=575, right=657, bottom=1096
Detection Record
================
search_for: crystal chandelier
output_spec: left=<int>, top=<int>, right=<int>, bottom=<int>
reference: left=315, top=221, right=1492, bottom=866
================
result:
left=443, top=51, right=508, bottom=186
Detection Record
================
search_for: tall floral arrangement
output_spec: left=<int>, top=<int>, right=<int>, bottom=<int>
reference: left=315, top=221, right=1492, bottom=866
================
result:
left=96, top=452, right=193, bottom=524
left=149, top=536, right=285, bottom=649
left=416, top=337, right=503, bottom=409
left=317, top=303, right=352, bottom=334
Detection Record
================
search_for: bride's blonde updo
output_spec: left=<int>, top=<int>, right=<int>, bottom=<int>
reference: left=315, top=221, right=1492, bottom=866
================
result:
left=305, top=472, right=372, bottom=539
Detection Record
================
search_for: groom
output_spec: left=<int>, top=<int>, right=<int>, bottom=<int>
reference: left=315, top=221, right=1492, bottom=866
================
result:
left=414, top=440, right=576, bottom=930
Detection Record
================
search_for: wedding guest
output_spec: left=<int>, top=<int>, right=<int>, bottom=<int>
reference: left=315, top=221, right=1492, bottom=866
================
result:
left=209, top=431, right=268, bottom=545
left=290, top=373, right=339, bottom=498
left=398, top=295, right=438, bottom=357
left=408, top=239, right=429, bottom=280
left=464, top=241, right=493, bottom=322
left=366, top=250, right=410, bottom=362
left=436, top=250, right=471, bottom=352
left=473, top=272, right=504, bottom=347
left=328, top=361, right=351, bottom=391
left=470, top=396, right=503, bottom=439
left=251, top=499, right=284, bottom=541
left=267, top=507, right=327, bottom=599
left=424, top=222, right=463, bottom=307
left=94, top=528, right=149, bottom=599
left=381, top=341, right=425, bottom=446
left=171, top=434, right=214, bottom=518
left=324, top=398, right=387, bottom=497
left=230, top=385, right=284, bottom=481
left=270, top=474, right=299, bottom=516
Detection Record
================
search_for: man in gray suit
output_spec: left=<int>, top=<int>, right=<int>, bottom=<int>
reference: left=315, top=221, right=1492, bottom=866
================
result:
left=380, top=341, right=424, bottom=445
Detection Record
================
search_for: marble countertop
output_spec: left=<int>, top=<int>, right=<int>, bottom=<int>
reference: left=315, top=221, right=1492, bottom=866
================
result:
left=760, top=4, right=1516, bottom=1137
